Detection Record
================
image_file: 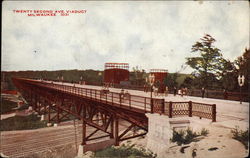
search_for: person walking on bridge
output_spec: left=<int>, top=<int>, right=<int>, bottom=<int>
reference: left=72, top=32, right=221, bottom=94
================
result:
left=165, top=86, right=169, bottom=96
left=173, top=87, right=177, bottom=96
left=201, top=87, right=205, bottom=98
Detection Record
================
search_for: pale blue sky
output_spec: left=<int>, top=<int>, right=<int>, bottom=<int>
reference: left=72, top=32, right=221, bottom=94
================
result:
left=2, top=1, right=249, bottom=73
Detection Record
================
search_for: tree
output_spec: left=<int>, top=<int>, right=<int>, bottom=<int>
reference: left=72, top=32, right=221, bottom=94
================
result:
left=181, top=76, right=194, bottom=89
left=164, top=73, right=178, bottom=89
left=186, top=34, right=226, bottom=88
left=234, top=48, right=250, bottom=92
left=220, top=60, right=237, bottom=91
left=131, top=66, right=147, bottom=86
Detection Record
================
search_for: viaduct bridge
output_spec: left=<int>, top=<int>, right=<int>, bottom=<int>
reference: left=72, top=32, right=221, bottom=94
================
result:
left=12, top=78, right=216, bottom=153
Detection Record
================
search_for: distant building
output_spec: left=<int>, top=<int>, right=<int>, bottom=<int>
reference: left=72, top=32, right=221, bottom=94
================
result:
left=104, top=63, right=129, bottom=84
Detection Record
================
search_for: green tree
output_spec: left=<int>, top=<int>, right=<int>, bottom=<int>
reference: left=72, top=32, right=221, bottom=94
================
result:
left=234, top=48, right=249, bottom=92
left=164, top=73, right=178, bottom=88
left=220, top=60, right=237, bottom=91
left=181, top=76, right=194, bottom=88
left=131, top=66, right=147, bottom=86
left=186, top=34, right=226, bottom=88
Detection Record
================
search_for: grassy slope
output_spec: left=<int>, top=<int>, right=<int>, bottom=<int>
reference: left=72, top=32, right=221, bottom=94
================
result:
left=1, top=98, right=17, bottom=114
left=0, top=114, right=47, bottom=131
left=176, top=73, right=191, bottom=87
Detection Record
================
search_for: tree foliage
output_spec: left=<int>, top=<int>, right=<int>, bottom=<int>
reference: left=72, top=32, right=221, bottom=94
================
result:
left=164, top=73, right=178, bottom=88
left=234, top=48, right=250, bottom=91
left=186, top=34, right=228, bottom=88
left=130, top=66, right=147, bottom=86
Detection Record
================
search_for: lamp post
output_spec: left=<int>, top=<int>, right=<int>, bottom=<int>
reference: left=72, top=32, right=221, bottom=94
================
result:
left=238, top=75, right=245, bottom=104
left=148, top=74, right=155, bottom=113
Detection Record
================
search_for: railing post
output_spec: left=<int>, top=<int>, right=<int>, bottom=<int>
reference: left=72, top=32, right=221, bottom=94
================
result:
left=119, top=94, right=121, bottom=106
left=212, top=104, right=216, bottom=122
left=161, top=99, right=165, bottom=114
left=189, top=101, right=192, bottom=117
left=150, top=99, right=153, bottom=113
left=112, top=93, right=113, bottom=105
left=144, top=98, right=146, bottom=112
left=48, top=103, right=51, bottom=123
left=106, top=93, right=107, bottom=104
left=169, top=101, right=172, bottom=118
left=129, top=96, right=131, bottom=109
left=95, top=90, right=96, bottom=99
left=100, top=91, right=102, bottom=102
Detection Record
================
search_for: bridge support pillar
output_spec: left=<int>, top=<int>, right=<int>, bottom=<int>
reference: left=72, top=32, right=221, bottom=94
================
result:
left=48, top=104, right=51, bottom=123
left=146, top=113, right=211, bottom=157
left=114, top=117, right=119, bottom=146
left=56, top=105, right=60, bottom=124
left=146, top=113, right=172, bottom=157
left=77, top=145, right=84, bottom=157
left=110, top=117, right=114, bottom=138
left=82, top=120, right=86, bottom=145
left=82, top=105, right=86, bottom=146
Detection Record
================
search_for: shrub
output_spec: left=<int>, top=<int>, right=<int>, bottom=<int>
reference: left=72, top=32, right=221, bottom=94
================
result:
left=93, top=144, right=157, bottom=158
left=171, top=129, right=186, bottom=145
left=200, top=128, right=209, bottom=136
left=231, top=126, right=249, bottom=149
left=171, top=127, right=209, bottom=146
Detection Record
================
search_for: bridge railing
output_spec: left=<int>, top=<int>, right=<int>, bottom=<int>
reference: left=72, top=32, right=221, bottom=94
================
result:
left=34, top=80, right=153, bottom=113
left=15, top=78, right=217, bottom=121
left=160, top=101, right=216, bottom=122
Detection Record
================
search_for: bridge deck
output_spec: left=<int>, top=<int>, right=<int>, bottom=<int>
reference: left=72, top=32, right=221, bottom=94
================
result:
left=36, top=80, right=154, bottom=114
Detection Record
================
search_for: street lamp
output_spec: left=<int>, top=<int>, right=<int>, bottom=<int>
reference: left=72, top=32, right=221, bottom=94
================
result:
left=238, top=75, right=245, bottom=104
left=148, top=74, right=155, bottom=113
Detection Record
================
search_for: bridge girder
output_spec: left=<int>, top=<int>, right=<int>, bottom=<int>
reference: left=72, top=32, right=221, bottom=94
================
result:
left=12, top=78, right=148, bottom=146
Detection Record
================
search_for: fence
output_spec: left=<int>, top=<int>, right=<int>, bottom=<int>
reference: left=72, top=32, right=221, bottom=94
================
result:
left=23, top=79, right=153, bottom=113
left=188, top=89, right=248, bottom=102
left=152, top=100, right=216, bottom=122
left=16, top=78, right=217, bottom=122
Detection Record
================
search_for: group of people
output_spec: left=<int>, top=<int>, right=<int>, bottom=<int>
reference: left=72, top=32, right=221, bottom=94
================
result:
left=174, top=87, right=188, bottom=97
left=143, top=84, right=190, bottom=97
left=120, top=89, right=130, bottom=102
left=143, top=85, right=170, bottom=97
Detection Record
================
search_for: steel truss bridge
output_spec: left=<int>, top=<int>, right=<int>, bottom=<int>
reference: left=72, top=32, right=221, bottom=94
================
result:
left=12, top=78, right=216, bottom=151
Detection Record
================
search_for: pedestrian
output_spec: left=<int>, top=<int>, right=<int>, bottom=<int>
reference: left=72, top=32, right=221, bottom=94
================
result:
left=181, top=88, right=184, bottom=97
left=174, top=87, right=177, bottom=96
left=165, top=86, right=169, bottom=96
left=201, top=87, right=205, bottom=98
left=125, top=90, right=130, bottom=100
left=120, top=89, right=125, bottom=102
left=223, top=89, right=228, bottom=99
left=185, top=87, right=188, bottom=96
left=153, top=86, right=158, bottom=96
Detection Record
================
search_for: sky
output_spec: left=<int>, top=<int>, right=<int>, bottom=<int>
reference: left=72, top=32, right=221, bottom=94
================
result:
left=2, top=1, right=249, bottom=73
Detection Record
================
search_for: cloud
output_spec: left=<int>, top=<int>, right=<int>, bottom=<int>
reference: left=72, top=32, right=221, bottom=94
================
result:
left=2, top=1, right=249, bottom=73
